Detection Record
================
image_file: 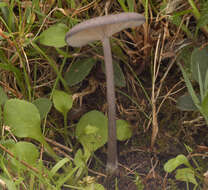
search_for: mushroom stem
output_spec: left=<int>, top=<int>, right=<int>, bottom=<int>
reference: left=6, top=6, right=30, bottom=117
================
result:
left=102, top=37, right=118, bottom=174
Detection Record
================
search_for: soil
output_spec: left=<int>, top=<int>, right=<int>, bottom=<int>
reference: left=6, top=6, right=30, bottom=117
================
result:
left=63, top=63, right=208, bottom=190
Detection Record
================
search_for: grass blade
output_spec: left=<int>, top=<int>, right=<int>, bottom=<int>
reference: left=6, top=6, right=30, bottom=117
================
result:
left=178, top=63, right=200, bottom=107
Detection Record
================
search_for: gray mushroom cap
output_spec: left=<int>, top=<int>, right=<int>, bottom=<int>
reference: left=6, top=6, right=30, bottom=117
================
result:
left=65, top=12, right=145, bottom=47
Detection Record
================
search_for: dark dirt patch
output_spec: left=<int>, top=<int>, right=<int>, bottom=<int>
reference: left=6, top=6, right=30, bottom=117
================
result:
left=54, top=64, right=208, bottom=189
left=47, top=61, right=208, bottom=190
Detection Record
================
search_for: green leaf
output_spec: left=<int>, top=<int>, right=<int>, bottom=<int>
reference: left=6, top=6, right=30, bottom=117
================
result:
left=0, top=2, right=16, bottom=32
left=0, top=54, right=24, bottom=92
left=176, top=94, right=198, bottom=111
left=57, top=167, right=79, bottom=188
left=178, top=64, right=200, bottom=107
left=117, top=0, right=128, bottom=12
left=50, top=158, right=71, bottom=177
left=201, top=92, right=208, bottom=117
left=85, top=183, right=105, bottom=190
left=170, top=14, right=193, bottom=38
left=64, top=58, right=96, bottom=86
left=33, top=98, right=52, bottom=120
left=0, top=176, right=17, bottom=190
left=4, top=99, right=43, bottom=142
left=177, top=46, right=192, bottom=69
left=197, top=63, right=204, bottom=99
left=85, top=125, right=99, bottom=135
left=127, top=0, right=134, bottom=12
left=9, top=142, right=39, bottom=166
left=113, top=61, right=126, bottom=87
left=0, top=2, right=7, bottom=7
left=74, top=149, right=85, bottom=168
left=4, top=99, right=58, bottom=159
left=164, top=154, right=190, bottom=173
left=197, top=6, right=208, bottom=28
left=116, top=120, right=132, bottom=141
left=191, top=46, right=208, bottom=84
left=0, top=139, right=15, bottom=154
left=0, top=86, right=8, bottom=105
left=76, top=110, right=108, bottom=152
left=39, top=23, right=68, bottom=48
left=0, top=108, right=2, bottom=125
left=53, top=90, right=73, bottom=115
left=102, top=61, right=126, bottom=87
left=112, top=41, right=128, bottom=62
left=184, top=144, right=193, bottom=153
left=204, top=69, right=208, bottom=92
left=175, top=168, right=198, bottom=185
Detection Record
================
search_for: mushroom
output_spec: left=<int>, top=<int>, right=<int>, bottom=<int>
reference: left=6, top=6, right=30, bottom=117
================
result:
left=65, top=12, right=145, bottom=174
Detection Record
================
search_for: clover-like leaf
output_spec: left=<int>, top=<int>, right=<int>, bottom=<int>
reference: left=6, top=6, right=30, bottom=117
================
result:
left=76, top=110, right=108, bottom=152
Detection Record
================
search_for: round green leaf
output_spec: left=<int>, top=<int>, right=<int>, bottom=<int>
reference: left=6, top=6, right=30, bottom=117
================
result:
left=53, top=90, right=73, bottom=115
left=39, top=23, right=68, bottom=48
left=4, top=100, right=57, bottom=160
left=116, top=120, right=132, bottom=141
left=64, top=58, right=96, bottom=86
left=10, top=141, right=39, bottom=166
left=76, top=110, right=108, bottom=152
left=33, top=98, right=52, bottom=120
left=4, top=99, right=43, bottom=142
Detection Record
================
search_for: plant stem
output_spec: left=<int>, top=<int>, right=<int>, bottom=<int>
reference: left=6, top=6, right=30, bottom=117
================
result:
left=188, top=0, right=200, bottom=19
left=31, top=42, right=70, bottom=93
left=63, top=112, right=73, bottom=148
left=43, top=140, right=60, bottom=161
left=102, top=37, right=118, bottom=174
